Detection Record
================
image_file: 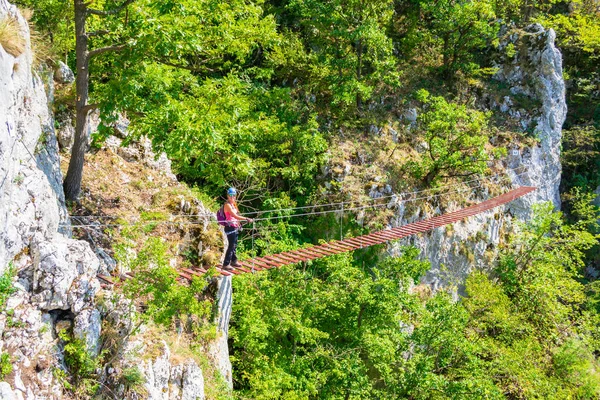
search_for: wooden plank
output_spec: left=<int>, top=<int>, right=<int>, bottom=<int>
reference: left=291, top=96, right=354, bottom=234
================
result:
left=176, top=270, right=194, bottom=280
left=215, top=267, right=233, bottom=276
left=287, top=248, right=320, bottom=260
left=97, top=274, right=116, bottom=285
left=326, top=241, right=360, bottom=250
left=180, top=268, right=204, bottom=277
left=252, top=257, right=280, bottom=268
left=275, top=253, right=303, bottom=264
left=307, top=246, right=339, bottom=256
left=237, top=260, right=265, bottom=271
left=261, top=255, right=290, bottom=267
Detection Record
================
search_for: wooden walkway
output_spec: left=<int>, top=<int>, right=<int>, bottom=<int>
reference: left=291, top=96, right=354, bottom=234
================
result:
left=98, top=186, right=536, bottom=283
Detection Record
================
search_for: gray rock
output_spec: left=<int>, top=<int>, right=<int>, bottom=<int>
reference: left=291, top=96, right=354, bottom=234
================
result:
left=0, top=0, right=68, bottom=272
left=31, top=236, right=100, bottom=313
left=73, top=307, right=102, bottom=356
left=181, top=362, right=205, bottom=400
left=55, top=112, right=75, bottom=151
left=209, top=276, right=233, bottom=387
left=0, top=382, right=17, bottom=400
left=388, top=25, right=566, bottom=292
left=13, top=370, right=26, bottom=392
left=53, top=61, right=75, bottom=84
left=494, top=25, right=565, bottom=212
left=388, top=126, right=398, bottom=143
left=403, top=108, right=418, bottom=124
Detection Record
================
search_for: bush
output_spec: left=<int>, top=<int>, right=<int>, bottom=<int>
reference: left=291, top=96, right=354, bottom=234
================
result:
left=121, top=238, right=214, bottom=333
left=58, top=329, right=102, bottom=397
left=0, top=263, right=16, bottom=311
left=405, top=89, right=504, bottom=186
left=0, top=352, right=12, bottom=379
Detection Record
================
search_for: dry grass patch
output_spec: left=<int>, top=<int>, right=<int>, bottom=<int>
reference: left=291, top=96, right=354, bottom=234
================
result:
left=62, top=146, right=224, bottom=271
left=0, top=16, right=26, bottom=57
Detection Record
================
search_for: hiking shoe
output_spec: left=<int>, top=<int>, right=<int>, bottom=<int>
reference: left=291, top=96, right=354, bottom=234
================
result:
left=222, top=265, right=234, bottom=271
left=231, top=262, right=242, bottom=268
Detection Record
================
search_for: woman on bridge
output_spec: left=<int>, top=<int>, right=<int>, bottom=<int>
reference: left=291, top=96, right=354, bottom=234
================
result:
left=222, top=187, right=253, bottom=271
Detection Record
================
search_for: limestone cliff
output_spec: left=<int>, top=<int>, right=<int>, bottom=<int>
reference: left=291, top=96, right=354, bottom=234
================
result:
left=390, top=24, right=566, bottom=292
left=0, top=2, right=232, bottom=398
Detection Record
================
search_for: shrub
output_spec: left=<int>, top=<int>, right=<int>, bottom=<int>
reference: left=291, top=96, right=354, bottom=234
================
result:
left=58, top=329, right=102, bottom=397
left=0, top=263, right=16, bottom=310
left=0, top=352, right=12, bottom=379
left=121, top=238, right=214, bottom=334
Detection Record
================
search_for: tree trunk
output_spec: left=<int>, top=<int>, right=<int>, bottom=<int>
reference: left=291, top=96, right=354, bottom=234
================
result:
left=63, top=0, right=90, bottom=202
left=356, top=38, right=363, bottom=110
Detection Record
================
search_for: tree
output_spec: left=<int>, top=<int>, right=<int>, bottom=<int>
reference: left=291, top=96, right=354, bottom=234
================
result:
left=277, top=0, right=400, bottom=117
left=88, top=0, right=328, bottom=198
left=406, top=89, right=503, bottom=186
left=398, top=0, right=497, bottom=78
left=63, top=0, right=136, bottom=202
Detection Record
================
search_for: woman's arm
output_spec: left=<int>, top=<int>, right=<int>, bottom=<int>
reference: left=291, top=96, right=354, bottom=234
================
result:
left=224, top=203, right=252, bottom=222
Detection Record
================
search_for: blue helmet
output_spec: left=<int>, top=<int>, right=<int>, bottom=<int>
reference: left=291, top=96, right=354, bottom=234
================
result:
left=227, top=187, right=237, bottom=196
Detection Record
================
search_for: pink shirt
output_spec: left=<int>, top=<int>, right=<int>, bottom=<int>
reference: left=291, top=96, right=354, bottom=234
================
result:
left=224, top=203, right=240, bottom=228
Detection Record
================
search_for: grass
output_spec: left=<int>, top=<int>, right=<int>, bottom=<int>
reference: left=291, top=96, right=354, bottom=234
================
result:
left=0, top=16, right=26, bottom=57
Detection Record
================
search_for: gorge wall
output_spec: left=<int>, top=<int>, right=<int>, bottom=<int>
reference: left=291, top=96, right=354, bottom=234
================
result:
left=0, top=2, right=231, bottom=398
left=390, top=24, right=566, bottom=292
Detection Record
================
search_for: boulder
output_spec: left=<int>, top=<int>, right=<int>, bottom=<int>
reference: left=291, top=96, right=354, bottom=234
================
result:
left=53, top=61, right=75, bottom=84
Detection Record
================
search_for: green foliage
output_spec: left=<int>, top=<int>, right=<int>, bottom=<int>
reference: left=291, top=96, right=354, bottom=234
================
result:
left=399, top=0, right=498, bottom=78
left=405, top=90, right=503, bottom=185
left=0, top=263, right=16, bottom=310
left=562, top=126, right=600, bottom=191
left=14, top=0, right=73, bottom=58
left=284, top=0, right=400, bottom=116
left=232, top=249, right=503, bottom=399
left=58, top=329, right=102, bottom=397
left=0, top=352, right=12, bottom=380
left=480, top=201, right=600, bottom=397
left=119, top=366, right=145, bottom=394
left=534, top=1, right=600, bottom=132
left=232, top=200, right=600, bottom=398
left=231, top=252, right=417, bottom=398
left=121, top=238, right=213, bottom=331
left=402, top=291, right=503, bottom=399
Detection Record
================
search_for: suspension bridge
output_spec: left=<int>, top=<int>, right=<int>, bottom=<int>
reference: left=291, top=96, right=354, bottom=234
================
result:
left=96, top=185, right=536, bottom=284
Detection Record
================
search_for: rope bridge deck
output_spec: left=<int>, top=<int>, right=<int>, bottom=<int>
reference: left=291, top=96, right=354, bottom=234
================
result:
left=98, top=186, right=536, bottom=283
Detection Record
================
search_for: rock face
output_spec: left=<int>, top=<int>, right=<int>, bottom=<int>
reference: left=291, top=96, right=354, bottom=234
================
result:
left=0, top=0, right=67, bottom=271
left=0, top=3, right=228, bottom=399
left=494, top=24, right=566, bottom=212
left=121, top=340, right=205, bottom=400
left=0, top=2, right=104, bottom=397
left=209, top=276, right=233, bottom=387
left=390, top=24, right=566, bottom=292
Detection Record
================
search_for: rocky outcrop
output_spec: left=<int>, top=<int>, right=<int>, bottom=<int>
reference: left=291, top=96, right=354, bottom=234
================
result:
left=0, top=2, right=104, bottom=397
left=209, top=276, right=233, bottom=387
left=494, top=24, right=566, bottom=212
left=53, top=61, right=74, bottom=85
left=0, top=0, right=67, bottom=271
left=390, top=24, right=566, bottom=292
left=1, top=4, right=229, bottom=399
left=117, top=340, right=205, bottom=400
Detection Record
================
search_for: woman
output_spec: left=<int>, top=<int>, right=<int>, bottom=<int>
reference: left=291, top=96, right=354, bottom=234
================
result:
left=222, top=187, right=253, bottom=270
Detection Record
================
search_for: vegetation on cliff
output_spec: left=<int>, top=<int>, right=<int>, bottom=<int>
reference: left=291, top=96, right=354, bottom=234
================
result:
left=9, top=0, right=600, bottom=397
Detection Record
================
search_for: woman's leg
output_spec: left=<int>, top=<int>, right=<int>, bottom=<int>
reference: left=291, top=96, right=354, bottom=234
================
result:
left=230, top=230, right=239, bottom=265
left=223, top=230, right=238, bottom=266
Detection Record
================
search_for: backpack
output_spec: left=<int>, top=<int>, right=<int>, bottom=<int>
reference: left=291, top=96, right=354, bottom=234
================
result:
left=216, top=205, right=228, bottom=227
